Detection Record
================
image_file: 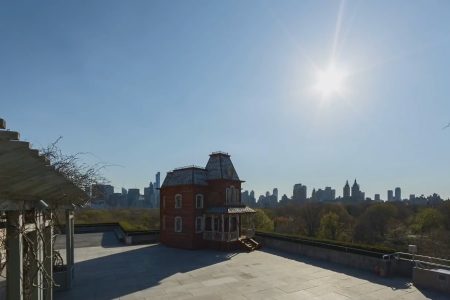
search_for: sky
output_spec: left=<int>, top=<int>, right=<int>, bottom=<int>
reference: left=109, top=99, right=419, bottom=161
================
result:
left=2, top=0, right=450, bottom=200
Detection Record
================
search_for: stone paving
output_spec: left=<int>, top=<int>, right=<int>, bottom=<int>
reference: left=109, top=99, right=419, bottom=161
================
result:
left=55, top=232, right=447, bottom=300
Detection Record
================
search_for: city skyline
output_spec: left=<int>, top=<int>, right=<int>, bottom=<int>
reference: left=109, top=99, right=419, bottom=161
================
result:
left=3, top=1, right=450, bottom=199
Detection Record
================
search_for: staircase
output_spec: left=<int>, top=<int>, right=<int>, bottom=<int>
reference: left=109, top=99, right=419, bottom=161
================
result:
left=239, top=238, right=261, bottom=252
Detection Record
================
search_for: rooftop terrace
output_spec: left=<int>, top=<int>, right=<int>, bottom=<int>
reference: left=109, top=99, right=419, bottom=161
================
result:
left=54, top=232, right=446, bottom=300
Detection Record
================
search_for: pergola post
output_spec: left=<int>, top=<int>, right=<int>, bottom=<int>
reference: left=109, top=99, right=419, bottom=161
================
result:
left=30, top=209, right=44, bottom=300
left=65, top=209, right=74, bottom=288
left=228, top=215, right=231, bottom=241
left=211, top=216, right=215, bottom=239
left=6, top=210, right=24, bottom=300
left=221, top=214, right=224, bottom=241
left=237, top=215, right=240, bottom=238
left=43, top=211, right=53, bottom=300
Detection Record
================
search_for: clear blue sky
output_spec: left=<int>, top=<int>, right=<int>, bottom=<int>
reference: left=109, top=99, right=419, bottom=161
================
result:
left=2, top=1, right=450, bottom=199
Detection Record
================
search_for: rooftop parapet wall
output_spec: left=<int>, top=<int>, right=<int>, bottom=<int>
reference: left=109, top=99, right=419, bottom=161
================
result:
left=254, top=232, right=393, bottom=277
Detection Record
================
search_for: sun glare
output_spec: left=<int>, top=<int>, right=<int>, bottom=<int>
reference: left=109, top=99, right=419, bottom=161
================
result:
left=314, top=65, right=347, bottom=98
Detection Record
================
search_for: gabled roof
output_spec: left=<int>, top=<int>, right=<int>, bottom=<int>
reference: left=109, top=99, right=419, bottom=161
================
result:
left=205, top=152, right=240, bottom=181
left=161, top=152, right=241, bottom=188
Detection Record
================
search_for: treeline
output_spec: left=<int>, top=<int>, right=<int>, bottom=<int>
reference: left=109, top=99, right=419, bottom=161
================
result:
left=255, top=201, right=450, bottom=258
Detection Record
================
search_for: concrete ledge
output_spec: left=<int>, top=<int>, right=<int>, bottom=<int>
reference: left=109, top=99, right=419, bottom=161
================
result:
left=69, top=223, right=160, bottom=245
left=413, top=267, right=450, bottom=294
left=255, top=234, right=392, bottom=276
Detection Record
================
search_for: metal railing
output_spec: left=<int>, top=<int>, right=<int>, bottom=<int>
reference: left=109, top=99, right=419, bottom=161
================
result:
left=385, top=252, right=450, bottom=270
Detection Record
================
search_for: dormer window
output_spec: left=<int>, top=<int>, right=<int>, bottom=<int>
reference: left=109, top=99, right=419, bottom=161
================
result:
left=175, top=194, right=182, bottom=208
left=195, top=194, right=204, bottom=209
left=226, top=186, right=239, bottom=204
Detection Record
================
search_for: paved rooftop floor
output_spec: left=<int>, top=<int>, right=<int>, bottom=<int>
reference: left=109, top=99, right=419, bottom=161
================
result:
left=55, top=232, right=447, bottom=300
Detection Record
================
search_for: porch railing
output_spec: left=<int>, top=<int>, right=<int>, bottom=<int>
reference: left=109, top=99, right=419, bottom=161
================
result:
left=203, top=230, right=240, bottom=242
left=242, top=228, right=255, bottom=238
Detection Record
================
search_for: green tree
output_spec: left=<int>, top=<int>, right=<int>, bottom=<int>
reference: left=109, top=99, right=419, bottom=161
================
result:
left=318, top=212, right=340, bottom=240
left=253, top=209, right=274, bottom=231
left=411, top=208, right=444, bottom=234
left=353, top=203, right=397, bottom=243
left=298, top=203, right=321, bottom=237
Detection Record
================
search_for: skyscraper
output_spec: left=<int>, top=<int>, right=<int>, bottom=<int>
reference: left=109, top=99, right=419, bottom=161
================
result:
left=273, top=188, right=278, bottom=202
left=154, top=171, right=161, bottom=208
left=155, top=172, right=161, bottom=189
left=351, top=179, right=362, bottom=201
left=387, top=190, right=394, bottom=201
left=293, top=183, right=307, bottom=202
left=343, top=181, right=350, bottom=199
left=374, top=194, right=381, bottom=201
left=395, top=187, right=401, bottom=201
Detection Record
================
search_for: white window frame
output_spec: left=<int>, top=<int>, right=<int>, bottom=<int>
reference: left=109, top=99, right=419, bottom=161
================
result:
left=195, top=216, right=204, bottom=233
left=195, top=194, right=204, bottom=209
left=174, top=216, right=182, bottom=232
left=175, top=194, right=182, bottom=208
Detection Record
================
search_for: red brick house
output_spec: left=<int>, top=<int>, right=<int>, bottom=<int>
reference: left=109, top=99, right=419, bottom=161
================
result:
left=160, top=152, right=258, bottom=250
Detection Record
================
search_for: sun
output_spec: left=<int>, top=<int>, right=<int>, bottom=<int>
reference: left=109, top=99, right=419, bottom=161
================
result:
left=314, top=64, right=347, bottom=98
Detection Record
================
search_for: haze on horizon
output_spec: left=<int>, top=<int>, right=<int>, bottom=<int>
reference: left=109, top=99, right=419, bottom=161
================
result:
left=2, top=0, right=450, bottom=199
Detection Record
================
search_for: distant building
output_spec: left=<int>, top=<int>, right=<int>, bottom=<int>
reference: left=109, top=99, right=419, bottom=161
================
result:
left=293, top=183, right=307, bottom=202
left=241, top=190, right=257, bottom=207
left=127, top=188, right=140, bottom=207
left=395, top=187, right=401, bottom=201
left=387, top=190, right=394, bottom=201
left=343, top=181, right=350, bottom=199
left=257, top=189, right=278, bottom=208
left=409, top=194, right=415, bottom=201
left=279, top=194, right=290, bottom=205
left=144, top=182, right=155, bottom=208
left=91, top=184, right=114, bottom=207
left=121, top=188, right=128, bottom=207
left=374, top=194, right=381, bottom=201
left=273, top=188, right=278, bottom=202
left=315, top=187, right=336, bottom=202
left=351, top=179, right=363, bottom=201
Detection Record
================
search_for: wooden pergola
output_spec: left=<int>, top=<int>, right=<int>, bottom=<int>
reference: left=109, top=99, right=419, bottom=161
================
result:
left=0, top=118, right=88, bottom=300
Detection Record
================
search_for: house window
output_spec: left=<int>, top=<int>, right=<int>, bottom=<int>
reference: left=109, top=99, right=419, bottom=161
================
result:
left=226, top=186, right=237, bottom=204
left=174, top=216, right=182, bottom=232
left=213, top=216, right=220, bottom=231
left=195, top=216, right=203, bottom=233
left=175, top=194, right=182, bottom=208
left=162, top=215, right=166, bottom=230
left=162, top=196, right=166, bottom=209
left=205, top=216, right=212, bottom=231
left=196, top=194, right=204, bottom=209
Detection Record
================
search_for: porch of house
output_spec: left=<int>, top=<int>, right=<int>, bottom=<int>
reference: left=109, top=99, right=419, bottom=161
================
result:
left=202, top=209, right=259, bottom=251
